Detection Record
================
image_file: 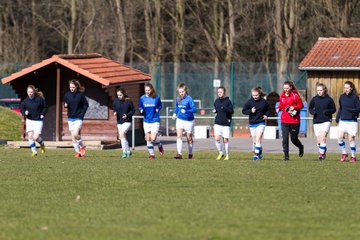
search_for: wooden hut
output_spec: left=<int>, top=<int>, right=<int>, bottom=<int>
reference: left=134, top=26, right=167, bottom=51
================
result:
left=1, top=54, right=151, bottom=144
left=299, top=37, right=360, bottom=136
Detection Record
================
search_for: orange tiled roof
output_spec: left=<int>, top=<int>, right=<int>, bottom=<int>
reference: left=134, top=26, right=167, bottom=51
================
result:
left=1, top=54, right=151, bottom=85
left=299, top=37, right=360, bottom=71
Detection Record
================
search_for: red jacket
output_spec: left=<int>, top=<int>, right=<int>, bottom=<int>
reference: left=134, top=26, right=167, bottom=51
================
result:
left=277, top=90, right=304, bottom=124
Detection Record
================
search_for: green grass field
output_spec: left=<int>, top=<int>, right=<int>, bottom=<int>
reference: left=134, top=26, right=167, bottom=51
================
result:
left=1, top=147, right=360, bottom=240
left=0, top=106, right=21, bottom=140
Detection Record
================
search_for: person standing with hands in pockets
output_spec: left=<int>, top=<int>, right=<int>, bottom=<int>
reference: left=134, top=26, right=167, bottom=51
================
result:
left=242, top=86, right=269, bottom=160
left=276, top=81, right=304, bottom=161
left=172, top=83, right=197, bottom=159
left=213, top=86, right=234, bottom=161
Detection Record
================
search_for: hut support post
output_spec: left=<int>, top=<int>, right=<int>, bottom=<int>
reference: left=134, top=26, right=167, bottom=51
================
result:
left=56, top=66, right=60, bottom=141
left=132, top=116, right=135, bottom=150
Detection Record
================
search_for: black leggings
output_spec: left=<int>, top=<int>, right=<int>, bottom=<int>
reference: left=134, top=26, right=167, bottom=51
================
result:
left=281, top=123, right=303, bottom=153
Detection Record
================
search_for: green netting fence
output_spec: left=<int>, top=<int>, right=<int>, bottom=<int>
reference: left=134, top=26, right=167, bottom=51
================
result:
left=1, top=62, right=306, bottom=104
left=0, top=61, right=307, bottom=136
left=132, top=62, right=306, bottom=108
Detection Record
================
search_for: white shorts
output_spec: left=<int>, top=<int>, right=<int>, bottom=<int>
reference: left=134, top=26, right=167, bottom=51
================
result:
left=68, top=119, right=83, bottom=132
left=250, top=124, right=266, bottom=137
left=26, top=119, right=43, bottom=134
left=143, top=122, right=160, bottom=133
left=176, top=118, right=195, bottom=133
left=214, top=124, right=230, bottom=138
left=313, top=122, right=331, bottom=136
left=117, top=122, right=132, bottom=133
left=338, top=120, right=358, bottom=137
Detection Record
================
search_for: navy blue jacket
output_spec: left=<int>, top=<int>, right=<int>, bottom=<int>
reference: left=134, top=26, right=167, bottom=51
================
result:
left=113, top=98, right=135, bottom=124
left=214, top=97, right=234, bottom=126
left=64, top=91, right=89, bottom=119
left=21, top=96, right=48, bottom=120
left=242, top=97, right=270, bottom=125
left=309, top=95, right=336, bottom=124
left=336, top=92, right=360, bottom=122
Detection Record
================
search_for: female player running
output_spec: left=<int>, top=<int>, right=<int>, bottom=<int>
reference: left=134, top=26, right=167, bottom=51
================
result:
left=276, top=81, right=304, bottom=161
left=213, top=87, right=234, bottom=161
left=139, top=83, right=164, bottom=159
left=113, top=87, right=135, bottom=158
left=336, top=81, right=360, bottom=163
left=242, top=86, right=269, bottom=160
left=308, top=83, right=336, bottom=160
left=173, top=83, right=197, bottom=159
left=21, top=85, right=48, bottom=157
left=64, top=79, right=89, bottom=158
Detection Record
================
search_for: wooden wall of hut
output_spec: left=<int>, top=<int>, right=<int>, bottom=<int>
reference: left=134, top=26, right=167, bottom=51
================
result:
left=60, top=70, right=144, bottom=142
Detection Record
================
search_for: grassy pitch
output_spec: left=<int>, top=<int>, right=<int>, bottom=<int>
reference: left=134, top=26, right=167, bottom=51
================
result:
left=1, top=147, right=360, bottom=240
left=0, top=106, right=21, bottom=140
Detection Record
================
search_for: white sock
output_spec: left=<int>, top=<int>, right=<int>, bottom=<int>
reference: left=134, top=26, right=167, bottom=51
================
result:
left=124, top=139, right=129, bottom=152
left=77, top=138, right=84, bottom=148
left=350, top=141, right=356, bottom=158
left=177, top=138, right=183, bottom=154
left=28, top=139, right=36, bottom=153
left=338, top=139, right=346, bottom=154
left=254, top=144, right=261, bottom=154
left=188, top=143, right=193, bottom=154
left=215, top=140, right=223, bottom=154
left=73, top=142, right=80, bottom=153
left=120, top=138, right=126, bottom=152
left=319, top=144, right=326, bottom=154
left=147, top=141, right=154, bottom=155
left=224, top=142, right=229, bottom=155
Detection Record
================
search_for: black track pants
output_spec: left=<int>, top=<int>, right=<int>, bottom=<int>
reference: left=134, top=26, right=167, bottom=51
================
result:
left=281, top=123, right=303, bottom=153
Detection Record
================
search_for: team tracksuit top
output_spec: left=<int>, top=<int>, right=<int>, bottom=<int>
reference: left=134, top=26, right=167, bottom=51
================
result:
left=113, top=98, right=135, bottom=124
left=21, top=95, right=48, bottom=120
left=242, top=97, right=270, bottom=126
left=138, top=95, right=162, bottom=123
left=64, top=91, right=89, bottom=119
left=308, top=94, right=336, bottom=124
left=174, top=94, right=197, bottom=121
left=214, top=97, right=234, bottom=126
left=277, top=90, right=303, bottom=124
left=335, top=92, right=360, bottom=123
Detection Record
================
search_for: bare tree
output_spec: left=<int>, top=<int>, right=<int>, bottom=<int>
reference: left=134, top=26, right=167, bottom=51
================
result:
left=109, top=0, right=127, bottom=63
left=166, top=0, right=185, bottom=94
left=32, top=0, right=95, bottom=54
left=273, top=0, right=296, bottom=92
left=30, top=0, right=39, bottom=62
left=225, top=0, right=235, bottom=63
left=67, top=0, right=76, bottom=54
left=321, top=0, right=360, bottom=36
left=0, top=3, right=5, bottom=62
left=0, top=0, right=36, bottom=63
left=144, top=0, right=164, bottom=86
left=124, top=0, right=136, bottom=64
left=3, top=0, right=360, bottom=87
